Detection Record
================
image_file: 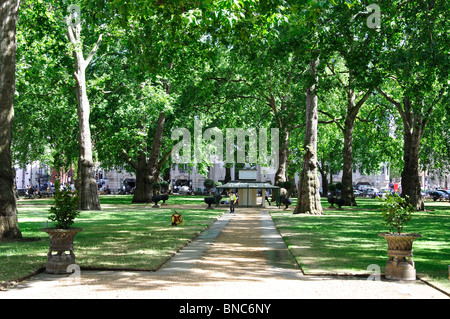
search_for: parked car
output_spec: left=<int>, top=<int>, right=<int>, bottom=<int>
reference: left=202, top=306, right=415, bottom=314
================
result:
left=437, top=189, right=450, bottom=200
left=363, top=187, right=379, bottom=198
left=353, top=190, right=362, bottom=197
left=428, top=190, right=447, bottom=201
left=178, top=186, right=190, bottom=195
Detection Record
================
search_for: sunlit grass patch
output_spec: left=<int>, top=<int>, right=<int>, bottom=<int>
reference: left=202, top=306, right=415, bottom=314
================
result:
left=271, top=197, right=450, bottom=293
left=1, top=196, right=225, bottom=285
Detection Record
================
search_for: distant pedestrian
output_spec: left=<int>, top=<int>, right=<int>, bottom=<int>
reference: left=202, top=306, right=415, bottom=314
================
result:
left=26, top=185, right=35, bottom=199
left=229, top=191, right=236, bottom=213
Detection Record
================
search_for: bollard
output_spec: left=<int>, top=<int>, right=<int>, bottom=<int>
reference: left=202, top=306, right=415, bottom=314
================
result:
left=448, top=265, right=450, bottom=280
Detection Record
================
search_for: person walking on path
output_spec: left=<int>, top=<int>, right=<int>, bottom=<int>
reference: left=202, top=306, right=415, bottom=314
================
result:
left=229, top=191, right=236, bottom=213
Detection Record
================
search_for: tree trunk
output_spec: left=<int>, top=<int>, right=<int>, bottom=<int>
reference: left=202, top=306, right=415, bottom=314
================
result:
left=378, top=91, right=426, bottom=211
left=341, top=115, right=357, bottom=206
left=294, top=57, right=322, bottom=215
left=402, top=128, right=424, bottom=210
left=274, top=129, right=289, bottom=185
left=75, top=63, right=100, bottom=210
left=224, top=165, right=231, bottom=183
left=68, top=21, right=102, bottom=210
left=132, top=172, right=154, bottom=203
left=329, top=166, right=333, bottom=185
left=341, top=87, right=371, bottom=206
left=400, top=99, right=425, bottom=211
left=131, top=112, right=166, bottom=203
left=287, top=175, right=296, bottom=198
left=0, top=0, right=22, bottom=239
left=132, top=152, right=153, bottom=203
left=318, top=159, right=329, bottom=197
left=13, top=167, right=19, bottom=198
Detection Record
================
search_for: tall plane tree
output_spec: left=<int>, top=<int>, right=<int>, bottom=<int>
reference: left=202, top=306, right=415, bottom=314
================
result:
left=0, top=0, right=22, bottom=239
left=295, top=56, right=322, bottom=215
left=200, top=29, right=306, bottom=186
left=88, top=0, right=286, bottom=202
left=290, top=0, right=326, bottom=215
left=66, top=5, right=102, bottom=210
left=14, top=0, right=80, bottom=184
left=317, top=1, right=384, bottom=206
left=88, top=4, right=201, bottom=203
left=378, top=0, right=449, bottom=210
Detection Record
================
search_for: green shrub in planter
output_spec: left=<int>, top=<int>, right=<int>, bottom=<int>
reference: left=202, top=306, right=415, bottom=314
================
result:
left=152, top=182, right=161, bottom=190
left=48, top=180, right=80, bottom=229
left=204, top=179, right=214, bottom=192
left=378, top=194, right=421, bottom=280
left=152, top=182, right=161, bottom=195
left=380, top=194, right=413, bottom=234
left=160, top=181, right=169, bottom=193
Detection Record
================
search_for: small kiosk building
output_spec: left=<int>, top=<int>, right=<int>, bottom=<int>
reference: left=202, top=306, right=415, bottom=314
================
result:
left=216, top=165, right=279, bottom=207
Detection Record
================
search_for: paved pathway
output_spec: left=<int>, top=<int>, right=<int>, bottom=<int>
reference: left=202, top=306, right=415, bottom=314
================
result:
left=1, top=209, right=448, bottom=299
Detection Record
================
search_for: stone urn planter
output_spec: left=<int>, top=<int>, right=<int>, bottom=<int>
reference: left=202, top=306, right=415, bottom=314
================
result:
left=280, top=196, right=293, bottom=210
left=204, top=197, right=215, bottom=209
left=214, top=194, right=223, bottom=208
left=152, top=195, right=161, bottom=208
left=379, top=194, right=422, bottom=281
left=378, top=232, right=422, bottom=281
left=41, top=179, right=82, bottom=274
left=160, top=194, right=169, bottom=205
left=41, top=227, right=83, bottom=274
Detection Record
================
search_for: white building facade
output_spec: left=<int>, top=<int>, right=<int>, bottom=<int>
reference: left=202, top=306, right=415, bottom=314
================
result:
left=14, top=161, right=449, bottom=195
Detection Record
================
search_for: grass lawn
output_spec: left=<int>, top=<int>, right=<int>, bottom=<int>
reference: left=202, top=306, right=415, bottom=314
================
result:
left=2, top=194, right=449, bottom=295
left=0, top=195, right=225, bottom=286
left=270, top=197, right=450, bottom=293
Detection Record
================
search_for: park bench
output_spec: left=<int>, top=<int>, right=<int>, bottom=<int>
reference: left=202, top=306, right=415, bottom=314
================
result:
left=24, top=192, right=33, bottom=199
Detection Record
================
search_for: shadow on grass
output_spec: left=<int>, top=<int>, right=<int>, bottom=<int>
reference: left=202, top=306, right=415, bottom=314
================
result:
left=2, top=200, right=226, bottom=285
left=271, top=198, right=450, bottom=291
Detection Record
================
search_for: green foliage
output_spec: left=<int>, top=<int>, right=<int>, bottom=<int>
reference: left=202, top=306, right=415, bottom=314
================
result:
left=204, top=179, right=215, bottom=190
left=160, top=181, right=169, bottom=191
left=380, top=194, right=414, bottom=234
left=11, top=1, right=450, bottom=214
left=328, top=182, right=343, bottom=192
left=152, top=182, right=161, bottom=190
left=48, top=180, right=80, bottom=229
left=14, top=0, right=79, bottom=170
left=278, top=181, right=293, bottom=190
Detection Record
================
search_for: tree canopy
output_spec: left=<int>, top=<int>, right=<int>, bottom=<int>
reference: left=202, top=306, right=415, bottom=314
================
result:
left=1, top=0, right=449, bottom=239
